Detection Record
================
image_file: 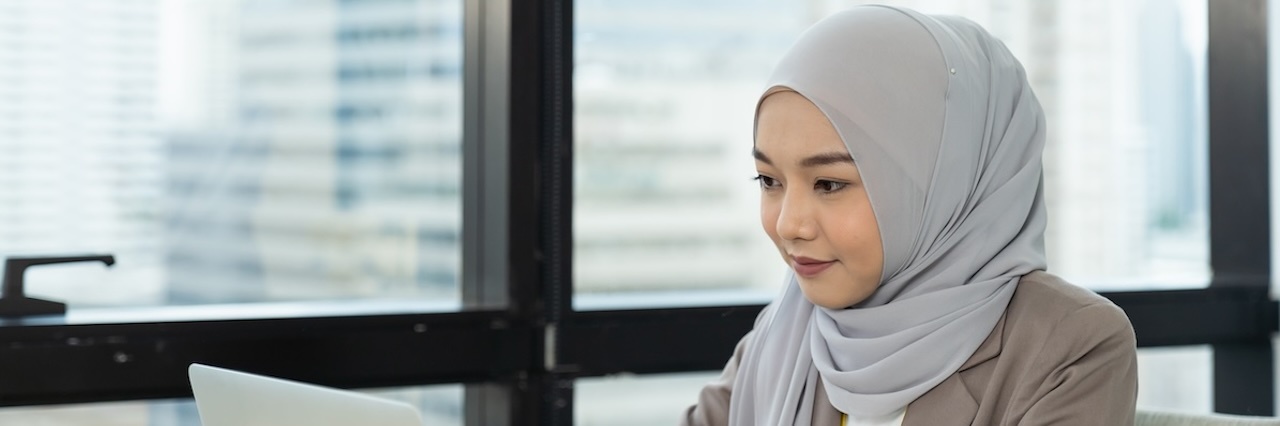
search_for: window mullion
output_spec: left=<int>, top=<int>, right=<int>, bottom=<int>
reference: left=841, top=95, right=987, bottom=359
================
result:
left=1207, top=0, right=1273, bottom=416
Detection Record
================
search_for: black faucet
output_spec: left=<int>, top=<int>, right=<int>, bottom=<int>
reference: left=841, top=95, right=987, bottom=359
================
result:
left=0, top=255, right=116, bottom=317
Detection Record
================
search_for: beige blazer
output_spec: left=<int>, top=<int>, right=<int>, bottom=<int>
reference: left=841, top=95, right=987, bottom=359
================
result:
left=682, top=271, right=1138, bottom=425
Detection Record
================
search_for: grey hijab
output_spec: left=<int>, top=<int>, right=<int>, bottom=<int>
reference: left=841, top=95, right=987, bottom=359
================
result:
left=729, top=5, right=1047, bottom=423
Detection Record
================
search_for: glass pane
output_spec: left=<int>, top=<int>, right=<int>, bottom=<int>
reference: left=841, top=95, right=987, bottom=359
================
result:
left=574, top=349, right=1211, bottom=421
left=575, top=372, right=719, bottom=426
left=0, top=0, right=462, bottom=307
left=1137, top=346, right=1212, bottom=414
left=573, top=0, right=1209, bottom=308
left=0, top=384, right=462, bottom=425
left=573, top=1, right=799, bottom=308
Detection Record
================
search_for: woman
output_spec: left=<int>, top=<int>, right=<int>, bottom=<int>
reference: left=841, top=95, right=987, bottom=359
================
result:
left=682, top=5, right=1137, bottom=425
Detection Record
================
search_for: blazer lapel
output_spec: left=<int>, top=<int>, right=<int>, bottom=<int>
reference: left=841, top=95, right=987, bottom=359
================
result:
left=901, top=313, right=1006, bottom=426
left=960, top=312, right=1006, bottom=371
left=902, top=373, right=979, bottom=426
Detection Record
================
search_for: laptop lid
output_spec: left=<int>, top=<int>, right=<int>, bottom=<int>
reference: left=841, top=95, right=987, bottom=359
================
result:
left=188, top=363, right=423, bottom=426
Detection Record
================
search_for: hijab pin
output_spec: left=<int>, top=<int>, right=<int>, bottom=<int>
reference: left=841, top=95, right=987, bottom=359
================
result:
left=950, top=68, right=957, bottom=75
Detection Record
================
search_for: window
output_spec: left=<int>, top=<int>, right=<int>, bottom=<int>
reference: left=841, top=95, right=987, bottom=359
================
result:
left=0, top=0, right=463, bottom=308
left=573, top=0, right=1210, bottom=314
left=0, top=0, right=1271, bottom=423
left=575, top=372, right=719, bottom=426
left=569, top=0, right=1270, bottom=419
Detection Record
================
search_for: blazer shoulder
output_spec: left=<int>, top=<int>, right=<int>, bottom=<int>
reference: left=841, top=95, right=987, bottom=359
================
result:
left=997, top=272, right=1139, bottom=425
left=1010, top=271, right=1125, bottom=320
left=907, top=272, right=1138, bottom=426
left=1004, top=271, right=1134, bottom=347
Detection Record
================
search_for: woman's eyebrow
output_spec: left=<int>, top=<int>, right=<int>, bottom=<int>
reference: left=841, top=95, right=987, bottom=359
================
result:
left=753, top=149, right=854, bottom=168
left=752, top=148, right=773, bottom=165
left=800, top=152, right=855, bottom=168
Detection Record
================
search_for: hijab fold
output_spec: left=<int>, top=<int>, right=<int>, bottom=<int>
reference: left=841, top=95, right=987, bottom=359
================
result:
left=729, top=5, right=1047, bottom=423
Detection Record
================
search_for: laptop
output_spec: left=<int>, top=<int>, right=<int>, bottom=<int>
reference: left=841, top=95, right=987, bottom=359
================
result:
left=188, top=363, right=423, bottom=426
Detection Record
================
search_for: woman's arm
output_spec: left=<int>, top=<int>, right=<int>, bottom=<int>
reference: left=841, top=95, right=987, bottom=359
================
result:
left=1018, top=302, right=1138, bottom=425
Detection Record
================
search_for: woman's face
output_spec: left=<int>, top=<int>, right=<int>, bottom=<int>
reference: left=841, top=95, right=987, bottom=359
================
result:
left=754, top=91, right=885, bottom=309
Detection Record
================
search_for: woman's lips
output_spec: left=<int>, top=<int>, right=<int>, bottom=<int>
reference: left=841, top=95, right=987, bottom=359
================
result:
left=791, top=256, right=836, bottom=278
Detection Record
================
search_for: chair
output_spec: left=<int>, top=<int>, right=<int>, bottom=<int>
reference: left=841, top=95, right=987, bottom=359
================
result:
left=1136, top=409, right=1280, bottom=426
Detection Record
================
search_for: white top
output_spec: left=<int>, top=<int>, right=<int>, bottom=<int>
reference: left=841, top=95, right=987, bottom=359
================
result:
left=843, top=407, right=906, bottom=426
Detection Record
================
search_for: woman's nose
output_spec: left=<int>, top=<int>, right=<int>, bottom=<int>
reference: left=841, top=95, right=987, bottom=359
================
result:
left=776, top=193, right=818, bottom=241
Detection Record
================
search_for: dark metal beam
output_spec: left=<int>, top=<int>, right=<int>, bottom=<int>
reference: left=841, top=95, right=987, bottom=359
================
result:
left=530, top=0, right=576, bottom=423
left=1208, top=0, right=1270, bottom=290
left=561, top=305, right=764, bottom=376
left=507, top=0, right=575, bottom=423
left=557, top=289, right=1278, bottom=378
left=0, top=311, right=526, bottom=407
left=1207, top=0, right=1273, bottom=415
left=1106, top=288, right=1277, bottom=347
left=1214, top=341, right=1275, bottom=416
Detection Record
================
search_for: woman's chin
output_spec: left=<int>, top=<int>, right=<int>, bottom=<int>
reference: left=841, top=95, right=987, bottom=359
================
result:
left=797, top=279, right=873, bottom=310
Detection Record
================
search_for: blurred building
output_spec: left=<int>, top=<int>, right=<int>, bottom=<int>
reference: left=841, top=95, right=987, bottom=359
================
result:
left=575, top=0, right=1209, bottom=295
left=163, top=0, right=462, bottom=303
left=0, top=0, right=1209, bottom=304
left=574, top=0, right=803, bottom=294
left=0, top=0, right=166, bottom=305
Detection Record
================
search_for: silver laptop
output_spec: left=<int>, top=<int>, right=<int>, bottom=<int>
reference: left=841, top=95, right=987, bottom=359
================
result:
left=188, top=363, right=423, bottom=426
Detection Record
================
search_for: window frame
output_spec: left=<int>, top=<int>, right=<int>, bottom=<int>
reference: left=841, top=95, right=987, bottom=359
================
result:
left=0, top=0, right=1275, bottom=423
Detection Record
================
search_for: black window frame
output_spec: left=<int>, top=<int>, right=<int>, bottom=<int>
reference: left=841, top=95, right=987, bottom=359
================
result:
left=0, top=0, right=1275, bottom=423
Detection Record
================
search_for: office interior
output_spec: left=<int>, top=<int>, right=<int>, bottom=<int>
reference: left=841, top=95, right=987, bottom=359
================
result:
left=0, top=0, right=1277, bottom=424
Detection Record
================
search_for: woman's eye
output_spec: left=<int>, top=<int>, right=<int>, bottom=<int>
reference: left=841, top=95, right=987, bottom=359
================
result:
left=753, top=175, right=779, bottom=189
left=816, top=180, right=848, bottom=193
